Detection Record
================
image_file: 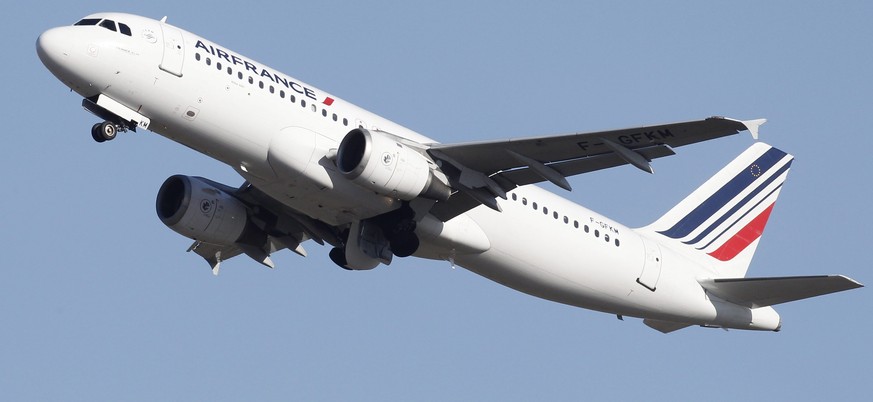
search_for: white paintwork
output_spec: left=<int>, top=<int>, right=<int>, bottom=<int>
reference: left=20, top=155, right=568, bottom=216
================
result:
left=36, top=13, right=862, bottom=332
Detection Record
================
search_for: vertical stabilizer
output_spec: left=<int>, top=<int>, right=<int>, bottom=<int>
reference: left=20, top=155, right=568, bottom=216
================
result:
left=640, top=142, right=794, bottom=278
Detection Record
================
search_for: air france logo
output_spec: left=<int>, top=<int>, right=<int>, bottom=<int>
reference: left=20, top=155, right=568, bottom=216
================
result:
left=200, top=199, right=213, bottom=214
left=195, top=40, right=319, bottom=101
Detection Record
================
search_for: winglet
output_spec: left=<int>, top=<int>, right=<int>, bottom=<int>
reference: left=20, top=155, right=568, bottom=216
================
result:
left=725, top=118, right=766, bottom=140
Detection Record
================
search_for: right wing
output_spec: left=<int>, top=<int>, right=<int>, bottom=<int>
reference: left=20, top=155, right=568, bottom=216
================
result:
left=426, top=117, right=765, bottom=221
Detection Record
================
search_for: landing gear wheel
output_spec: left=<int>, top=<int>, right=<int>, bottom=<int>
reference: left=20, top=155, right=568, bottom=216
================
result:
left=91, top=121, right=117, bottom=142
left=390, top=232, right=420, bottom=258
left=98, top=121, right=117, bottom=141
left=329, top=247, right=350, bottom=270
left=91, top=123, right=106, bottom=143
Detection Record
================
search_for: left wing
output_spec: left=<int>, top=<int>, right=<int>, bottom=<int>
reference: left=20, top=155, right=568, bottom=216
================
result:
left=426, top=116, right=764, bottom=221
left=182, top=180, right=338, bottom=275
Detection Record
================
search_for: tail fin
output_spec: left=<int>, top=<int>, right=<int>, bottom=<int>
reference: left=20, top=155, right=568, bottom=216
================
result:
left=641, top=142, right=794, bottom=278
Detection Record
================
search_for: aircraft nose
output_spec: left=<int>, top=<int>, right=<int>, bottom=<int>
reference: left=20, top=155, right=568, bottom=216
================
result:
left=36, top=27, right=71, bottom=73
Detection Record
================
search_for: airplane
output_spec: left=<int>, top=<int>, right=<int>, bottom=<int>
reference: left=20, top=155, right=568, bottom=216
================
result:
left=37, top=12, right=862, bottom=333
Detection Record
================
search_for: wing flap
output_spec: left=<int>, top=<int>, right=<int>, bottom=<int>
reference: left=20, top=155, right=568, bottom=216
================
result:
left=699, top=275, right=863, bottom=308
left=499, top=144, right=674, bottom=187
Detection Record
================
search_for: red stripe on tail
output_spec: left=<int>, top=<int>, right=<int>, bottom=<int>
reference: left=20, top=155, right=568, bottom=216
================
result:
left=708, top=204, right=775, bottom=261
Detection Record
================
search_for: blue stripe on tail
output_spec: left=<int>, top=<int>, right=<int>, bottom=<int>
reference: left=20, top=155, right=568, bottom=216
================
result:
left=682, top=161, right=792, bottom=246
left=658, top=147, right=787, bottom=239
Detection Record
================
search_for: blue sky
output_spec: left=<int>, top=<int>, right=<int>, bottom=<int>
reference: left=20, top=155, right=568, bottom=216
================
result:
left=3, top=1, right=871, bottom=400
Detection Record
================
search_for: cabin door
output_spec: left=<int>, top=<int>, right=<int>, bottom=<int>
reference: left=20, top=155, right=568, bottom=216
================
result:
left=159, top=24, right=185, bottom=77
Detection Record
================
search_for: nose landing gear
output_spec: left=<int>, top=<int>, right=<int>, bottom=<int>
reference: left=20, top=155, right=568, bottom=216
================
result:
left=90, top=120, right=124, bottom=142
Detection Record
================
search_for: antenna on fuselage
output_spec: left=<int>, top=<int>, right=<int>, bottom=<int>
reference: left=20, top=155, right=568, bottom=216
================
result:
left=160, top=16, right=168, bottom=23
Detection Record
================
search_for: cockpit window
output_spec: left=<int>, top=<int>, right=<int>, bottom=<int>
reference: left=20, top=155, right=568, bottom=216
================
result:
left=99, top=19, right=117, bottom=32
left=73, top=17, right=132, bottom=37
left=74, top=18, right=101, bottom=26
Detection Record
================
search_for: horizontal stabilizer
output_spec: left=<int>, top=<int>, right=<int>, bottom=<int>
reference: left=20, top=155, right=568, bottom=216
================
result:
left=699, top=275, right=863, bottom=308
left=643, top=319, right=693, bottom=334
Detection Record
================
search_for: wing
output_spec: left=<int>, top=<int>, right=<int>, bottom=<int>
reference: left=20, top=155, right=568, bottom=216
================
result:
left=184, top=180, right=338, bottom=274
left=426, top=116, right=765, bottom=221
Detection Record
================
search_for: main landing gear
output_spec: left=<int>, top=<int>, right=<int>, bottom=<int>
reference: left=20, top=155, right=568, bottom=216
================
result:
left=90, top=120, right=124, bottom=143
left=328, top=203, right=422, bottom=270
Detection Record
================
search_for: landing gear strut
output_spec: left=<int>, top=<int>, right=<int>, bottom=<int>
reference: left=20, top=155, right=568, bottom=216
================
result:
left=90, top=120, right=120, bottom=143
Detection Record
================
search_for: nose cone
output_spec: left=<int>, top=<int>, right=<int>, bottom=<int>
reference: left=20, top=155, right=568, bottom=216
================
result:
left=37, top=27, right=74, bottom=76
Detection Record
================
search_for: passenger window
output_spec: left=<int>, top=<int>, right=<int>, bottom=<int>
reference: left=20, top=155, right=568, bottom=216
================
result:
left=99, top=19, right=117, bottom=32
left=532, top=202, right=538, bottom=210
left=248, top=76, right=253, bottom=84
left=553, top=212, right=559, bottom=219
left=206, top=57, right=211, bottom=66
left=119, top=23, right=132, bottom=36
left=511, top=193, right=517, bottom=201
left=216, top=62, right=222, bottom=70
left=74, top=18, right=101, bottom=26
left=237, top=72, right=243, bottom=80
left=343, top=118, right=348, bottom=126
left=615, top=239, right=620, bottom=247
left=584, top=225, right=589, bottom=233
left=522, top=197, right=528, bottom=206
left=269, top=85, right=275, bottom=94
left=227, top=67, right=232, bottom=75
left=333, top=113, right=338, bottom=122
left=543, top=207, right=548, bottom=215
left=563, top=216, right=568, bottom=224
left=290, top=95, right=296, bottom=103
left=259, top=81, right=264, bottom=89
left=604, top=234, right=610, bottom=242
left=594, top=230, right=600, bottom=238
left=195, top=53, right=201, bottom=61
left=301, top=100, right=307, bottom=107
left=280, top=90, right=286, bottom=98
left=322, top=109, right=327, bottom=117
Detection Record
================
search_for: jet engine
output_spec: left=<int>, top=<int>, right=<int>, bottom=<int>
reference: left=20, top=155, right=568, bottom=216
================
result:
left=336, top=128, right=451, bottom=201
left=156, top=175, right=249, bottom=245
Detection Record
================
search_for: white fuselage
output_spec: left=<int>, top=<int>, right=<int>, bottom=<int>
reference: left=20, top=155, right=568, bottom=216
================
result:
left=37, top=13, right=781, bottom=331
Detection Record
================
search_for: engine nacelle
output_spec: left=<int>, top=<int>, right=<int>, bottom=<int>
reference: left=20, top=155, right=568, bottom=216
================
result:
left=156, top=175, right=249, bottom=245
left=336, top=128, right=451, bottom=201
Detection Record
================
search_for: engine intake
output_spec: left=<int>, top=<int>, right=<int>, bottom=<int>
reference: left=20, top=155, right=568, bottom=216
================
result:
left=156, top=175, right=249, bottom=245
left=337, top=128, right=450, bottom=201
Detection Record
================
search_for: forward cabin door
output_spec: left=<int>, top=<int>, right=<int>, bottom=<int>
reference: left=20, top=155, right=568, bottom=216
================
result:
left=636, top=237, right=662, bottom=291
left=159, top=23, right=185, bottom=77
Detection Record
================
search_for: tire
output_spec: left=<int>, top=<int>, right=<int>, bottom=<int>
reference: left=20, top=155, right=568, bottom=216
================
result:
left=390, top=232, right=420, bottom=258
left=91, top=123, right=106, bottom=143
left=99, top=121, right=117, bottom=141
left=329, top=247, right=350, bottom=270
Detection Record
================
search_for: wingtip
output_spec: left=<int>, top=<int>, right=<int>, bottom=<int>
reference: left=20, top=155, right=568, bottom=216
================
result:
left=720, top=117, right=766, bottom=140
left=743, top=118, right=767, bottom=140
